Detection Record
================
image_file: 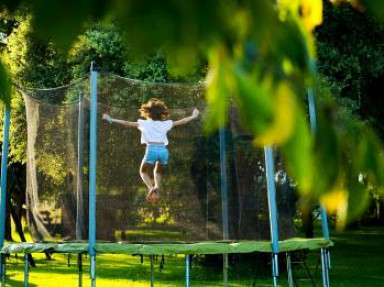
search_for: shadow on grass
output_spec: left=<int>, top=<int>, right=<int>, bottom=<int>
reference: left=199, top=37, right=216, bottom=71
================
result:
left=6, top=255, right=263, bottom=286
left=5, top=275, right=38, bottom=287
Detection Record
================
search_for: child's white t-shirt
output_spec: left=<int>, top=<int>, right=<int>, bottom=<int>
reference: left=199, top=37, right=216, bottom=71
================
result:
left=137, top=119, right=173, bottom=145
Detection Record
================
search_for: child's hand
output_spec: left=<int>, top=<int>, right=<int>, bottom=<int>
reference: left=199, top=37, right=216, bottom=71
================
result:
left=102, top=113, right=111, bottom=122
left=192, top=108, right=200, bottom=119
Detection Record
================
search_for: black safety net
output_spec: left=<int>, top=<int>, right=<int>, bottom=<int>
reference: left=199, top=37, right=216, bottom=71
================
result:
left=22, top=72, right=296, bottom=243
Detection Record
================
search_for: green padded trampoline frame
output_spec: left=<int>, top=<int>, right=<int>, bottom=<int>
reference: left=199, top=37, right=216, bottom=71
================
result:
left=1, top=238, right=333, bottom=255
left=0, top=238, right=333, bottom=287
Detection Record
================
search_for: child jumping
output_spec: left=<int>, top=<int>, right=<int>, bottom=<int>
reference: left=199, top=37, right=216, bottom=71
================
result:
left=103, top=98, right=200, bottom=202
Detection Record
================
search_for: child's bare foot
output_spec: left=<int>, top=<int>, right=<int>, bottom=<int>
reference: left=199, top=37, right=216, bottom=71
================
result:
left=146, top=188, right=155, bottom=202
left=151, top=187, right=160, bottom=202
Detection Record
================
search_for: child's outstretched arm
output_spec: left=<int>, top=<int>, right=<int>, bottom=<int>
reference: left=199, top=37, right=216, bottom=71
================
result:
left=102, top=113, right=138, bottom=128
left=173, top=108, right=200, bottom=127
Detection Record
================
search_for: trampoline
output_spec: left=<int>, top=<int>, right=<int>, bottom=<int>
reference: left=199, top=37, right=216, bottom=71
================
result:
left=0, top=62, right=332, bottom=287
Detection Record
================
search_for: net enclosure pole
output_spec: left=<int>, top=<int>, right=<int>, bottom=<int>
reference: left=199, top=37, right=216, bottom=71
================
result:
left=286, top=253, right=294, bottom=287
left=0, top=254, right=4, bottom=287
left=0, top=107, right=10, bottom=286
left=308, top=88, right=331, bottom=285
left=219, top=128, right=229, bottom=287
left=77, top=92, right=85, bottom=240
left=89, top=61, right=98, bottom=287
left=307, top=59, right=331, bottom=243
left=264, top=146, right=279, bottom=287
left=307, top=89, right=330, bottom=241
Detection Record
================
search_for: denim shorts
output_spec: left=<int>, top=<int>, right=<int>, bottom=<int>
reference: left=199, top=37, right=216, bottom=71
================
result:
left=143, top=145, right=169, bottom=165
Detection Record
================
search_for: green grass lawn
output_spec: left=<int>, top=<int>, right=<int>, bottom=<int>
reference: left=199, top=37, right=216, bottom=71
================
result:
left=3, top=226, right=384, bottom=286
left=326, top=227, right=384, bottom=287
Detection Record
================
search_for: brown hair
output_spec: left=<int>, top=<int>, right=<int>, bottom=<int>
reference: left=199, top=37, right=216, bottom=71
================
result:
left=139, top=98, right=169, bottom=120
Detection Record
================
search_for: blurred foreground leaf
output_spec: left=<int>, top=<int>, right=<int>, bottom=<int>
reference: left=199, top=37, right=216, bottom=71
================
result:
left=1, top=0, right=384, bottom=226
left=205, top=46, right=232, bottom=132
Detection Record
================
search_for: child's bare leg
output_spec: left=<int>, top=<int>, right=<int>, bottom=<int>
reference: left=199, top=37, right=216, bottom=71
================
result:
left=140, top=162, right=154, bottom=200
left=154, top=162, right=164, bottom=189
left=152, top=162, right=164, bottom=200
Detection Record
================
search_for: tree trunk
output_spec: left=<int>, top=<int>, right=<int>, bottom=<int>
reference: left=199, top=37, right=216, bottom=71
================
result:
left=302, top=207, right=314, bottom=238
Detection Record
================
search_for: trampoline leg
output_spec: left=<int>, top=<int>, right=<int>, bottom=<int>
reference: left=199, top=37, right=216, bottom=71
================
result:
left=286, top=253, right=294, bottom=287
left=272, top=274, right=278, bottom=287
left=325, top=249, right=331, bottom=286
left=271, top=253, right=278, bottom=287
left=78, top=254, right=83, bottom=287
left=223, top=254, right=228, bottom=287
left=24, top=254, right=29, bottom=287
left=150, top=255, right=154, bottom=287
left=320, top=248, right=330, bottom=287
left=1, top=254, right=5, bottom=287
left=90, top=254, right=96, bottom=287
left=185, top=254, right=190, bottom=287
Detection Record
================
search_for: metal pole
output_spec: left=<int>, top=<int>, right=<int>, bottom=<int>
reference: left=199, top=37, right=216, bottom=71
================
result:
left=219, top=128, right=229, bottom=237
left=0, top=107, right=10, bottom=286
left=89, top=61, right=98, bottom=287
left=24, top=254, right=29, bottom=287
left=78, top=254, right=83, bottom=287
left=286, top=253, right=294, bottom=287
left=76, top=93, right=85, bottom=241
left=324, top=249, right=330, bottom=286
left=271, top=253, right=278, bottom=287
left=308, top=89, right=331, bottom=286
left=90, top=255, right=96, bottom=287
left=185, top=255, right=190, bottom=287
left=0, top=254, right=5, bottom=287
left=264, top=146, right=279, bottom=287
left=327, top=249, right=331, bottom=269
left=307, top=89, right=330, bottom=241
left=219, top=128, right=229, bottom=287
left=150, top=255, right=154, bottom=287
left=0, top=107, right=10, bottom=247
left=223, top=254, right=228, bottom=287
left=320, top=248, right=330, bottom=287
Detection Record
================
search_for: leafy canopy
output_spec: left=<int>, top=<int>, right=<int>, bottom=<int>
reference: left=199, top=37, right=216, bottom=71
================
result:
left=1, top=0, right=384, bottom=226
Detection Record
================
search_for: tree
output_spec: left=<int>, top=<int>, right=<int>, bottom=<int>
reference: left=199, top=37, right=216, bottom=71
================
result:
left=316, top=1, right=384, bottom=136
left=315, top=1, right=384, bottom=224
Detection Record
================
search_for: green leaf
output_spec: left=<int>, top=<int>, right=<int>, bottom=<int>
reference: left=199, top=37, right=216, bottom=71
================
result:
left=282, top=106, right=314, bottom=195
left=204, top=47, right=231, bottom=132
left=345, top=180, right=369, bottom=226
left=312, top=101, right=341, bottom=195
left=362, top=0, right=384, bottom=20
left=30, top=0, right=95, bottom=50
left=232, top=65, right=273, bottom=136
